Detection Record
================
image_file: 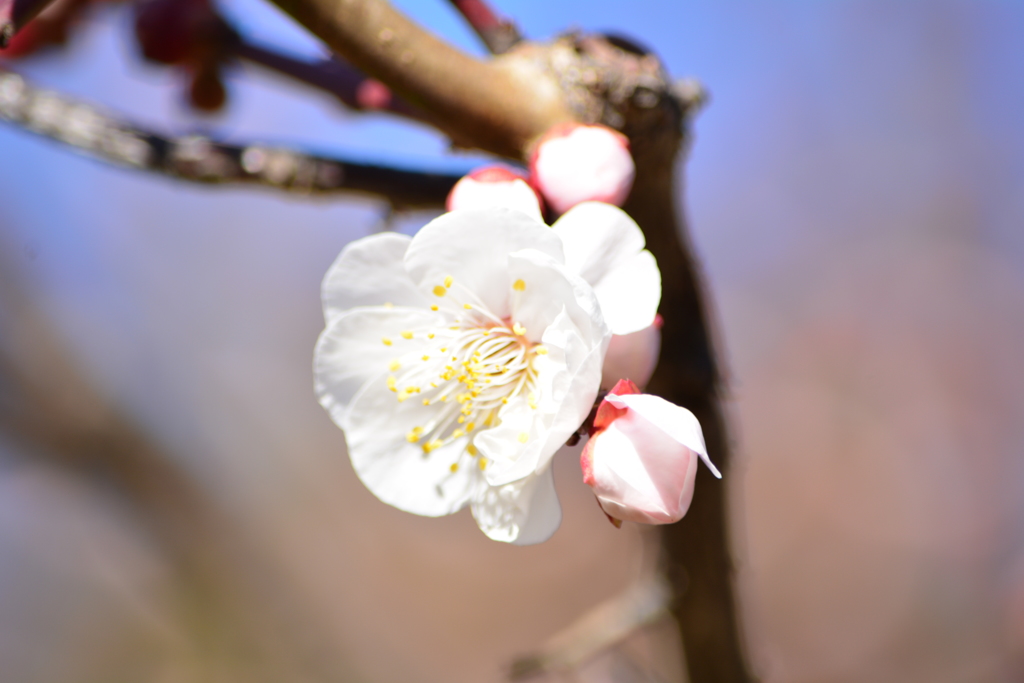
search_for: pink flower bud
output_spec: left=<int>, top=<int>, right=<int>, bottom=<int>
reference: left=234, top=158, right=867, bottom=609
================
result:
left=581, top=379, right=721, bottom=526
left=529, top=123, right=635, bottom=216
left=601, top=315, right=662, bottom=390
left=446, top=166, right=544, bottom=221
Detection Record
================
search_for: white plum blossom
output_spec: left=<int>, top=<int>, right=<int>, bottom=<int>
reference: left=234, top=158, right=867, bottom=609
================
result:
left=530, top=123, right=636, bottom=215
left=315, top=206, right=637, bottom=544
left=582, top=379, right=722, bottom=526
left=446, top=166, right=544, bottom=221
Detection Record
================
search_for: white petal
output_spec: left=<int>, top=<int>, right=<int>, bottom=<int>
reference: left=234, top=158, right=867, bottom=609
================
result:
left=321, top=232, right=428, bottom=321
left=343, top=371, right=478, bottom=517
left=314, top=307, right=443, bottom=421
left=552, top=202, right=646, bottom=286
left=601, top=323, right=661, bottom=390
left=591, top=250, right=661, bottom=334
left=605, top=393, right=721, bottom=478
left=471, top=465, right=562, bottom=545
left=404, top=208, right=564, bottom=319
left=447, top=176, right=543, bottom=222
left=507, top=248, right=607, bottom=346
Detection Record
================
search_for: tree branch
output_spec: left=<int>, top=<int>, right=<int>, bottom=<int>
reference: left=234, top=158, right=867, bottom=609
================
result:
left=0, top=68, right=461, bottom=208
left=446, top=0, right=521, bottom=55
left=268, top=0, right=572, bottom=158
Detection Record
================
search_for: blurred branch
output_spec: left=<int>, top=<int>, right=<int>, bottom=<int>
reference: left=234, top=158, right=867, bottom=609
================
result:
left=230, top=37, right=428, bottom=121
left=0, top=0, right=58, bottom=47
left=446, top=0, right=521, bottom=55
left=0, top=251, right=356, bottom=681
left=268, top=0, right=572, bottom=158
left=0, top=69, right=460, bottom=208
left=509, top=575, right=671, bottom=679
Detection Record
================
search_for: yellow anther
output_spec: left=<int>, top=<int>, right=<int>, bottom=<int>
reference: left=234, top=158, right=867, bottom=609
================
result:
left=439, top=394, right=448, bottom=402
left=449, top=463, right=459, bottom=473
left=528, top=392, right=538, bottom=410
left=389, top=360, right=401, bottom=371
left=444, top=275, right=453, bottom=288
left=383, top=302, right=394, bottom=308
left=513, top=322, right=527, bottom=336
left=440, top=347, right=447, bottom=353
left=431, top=304, right=439, bottom=311
left=502, top=397, right=509, bottom=404
left=457, top=416, right=465, bottom=424
left=464, top=303, right=473, bottom=310
left=387, top=376, right=397, bottom=392
left=422, top=355, right=430, bottom=361
left=534, top=345, right=548, bottom=355
left=422, top=398, right=431, bottom=406
left=466, top=444, right=478, bottom=456
left=466, top=422, right=476, bottom=432
left=427, top=333, right=435, bottom=339
left=401, top=331, right=414, bottom=340
left=406, top=431, right=421, bottom=443
left=518, top=432, right=529, bottom=443
left=452, top=429, right=465, bottom=439
left=382, top=337, right=393, bottom=346
left=478, top=458, right=488, bottom=471
left=513, top=279, right=526, bottom=291
left=484, top=412, right=497, bottom=427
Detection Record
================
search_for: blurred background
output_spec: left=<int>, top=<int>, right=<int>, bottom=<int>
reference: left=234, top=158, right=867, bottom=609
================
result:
left=1, top=1, right=1023, bottom=682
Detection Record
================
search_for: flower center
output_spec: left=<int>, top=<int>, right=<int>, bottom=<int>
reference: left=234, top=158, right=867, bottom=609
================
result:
left=381, top=276, right=546, bottom=472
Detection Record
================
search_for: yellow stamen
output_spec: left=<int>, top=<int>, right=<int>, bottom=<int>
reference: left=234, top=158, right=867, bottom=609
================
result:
left=452, top=429, right=465, bottom=439
left=387, top=376, right=397, bottom=392
left=518, top=432, right=529, bottom=443
left=401, top=331, right=414, bottom=340
left=389, top=360, right=401, bottom=371
left=478, top=458, right=487, bottom=471
left=513, top=322, right=526, bottom=336
left=433, top=285, right=446, bottom=297
left=464, top=303, right=473, bottom=310
left=431, top=304, right=439, bottom=311
left=450, top=463, right=459, bottom=473
left=422, top=355, right=430, bottom=361
left=513, top=279, right=526, bottom=291
left=466, top=422, right=476, bottom=432
left=427, top=333, right=435, bottom=339
left=382, top=337, right=392, bottom=346
left=444, top=275, right=453, bottom=288
left=466, top=444, right=478, bottom=456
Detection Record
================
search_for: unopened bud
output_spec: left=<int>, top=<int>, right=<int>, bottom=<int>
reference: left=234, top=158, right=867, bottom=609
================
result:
left=529, top=123, right=635, bottom=216
left=446, top=166, right=544, bottom=221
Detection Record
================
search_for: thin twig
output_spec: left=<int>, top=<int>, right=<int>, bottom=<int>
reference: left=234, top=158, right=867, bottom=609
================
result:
left=269, top=0, right=572, bottom=158
left=230, top=37, right=427, bottom=122
left=446, top=0, right=521, bottom=55
left=0, top=68, right=461, bottom=207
